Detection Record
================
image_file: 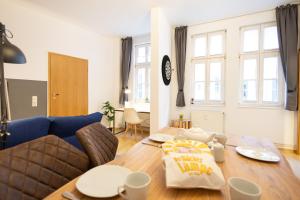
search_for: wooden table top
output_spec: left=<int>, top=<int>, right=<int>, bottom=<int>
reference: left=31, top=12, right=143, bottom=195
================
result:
left=45, top=128, right=300, bottom=200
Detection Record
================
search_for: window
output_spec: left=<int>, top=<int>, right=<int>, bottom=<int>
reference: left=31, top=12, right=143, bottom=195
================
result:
left=134, top=44, right=151, bottom=102
left=240, top=23, right=282, bottom=106
left=191, top=31, right=226, bottom=104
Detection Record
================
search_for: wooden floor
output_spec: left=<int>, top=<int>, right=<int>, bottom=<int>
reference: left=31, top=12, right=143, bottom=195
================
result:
left=116, top=131, right=300, bottom=179
left=116, top=130, right=150, bottom=155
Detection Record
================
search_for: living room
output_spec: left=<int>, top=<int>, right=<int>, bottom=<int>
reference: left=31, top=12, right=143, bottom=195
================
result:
left=0, top=0, right=300, bottom=200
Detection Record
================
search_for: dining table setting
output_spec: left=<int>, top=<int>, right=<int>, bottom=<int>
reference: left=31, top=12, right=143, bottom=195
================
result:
left=44, top=127, right=300, bottom=200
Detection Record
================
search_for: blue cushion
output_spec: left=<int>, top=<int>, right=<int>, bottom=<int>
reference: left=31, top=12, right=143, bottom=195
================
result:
left=5, top=117, right=51, bottom=148
left=48, top=112, right=102, bottom=138
left=63, top=135, right=84, bottom=151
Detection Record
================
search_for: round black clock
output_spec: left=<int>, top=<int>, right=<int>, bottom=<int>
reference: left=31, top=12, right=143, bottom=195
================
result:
left=162, top=55, right=171, bottom=85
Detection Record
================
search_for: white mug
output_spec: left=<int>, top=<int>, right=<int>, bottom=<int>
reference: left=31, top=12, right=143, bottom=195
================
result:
left=212, top=142, right=225, bottom=163
left=118, top=172, right=151, bottom=200
left=228, top=177, right=262, bottom=200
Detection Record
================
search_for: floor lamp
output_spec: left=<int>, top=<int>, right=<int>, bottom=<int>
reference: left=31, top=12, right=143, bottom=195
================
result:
left=0, top=22, right=26, bottom=149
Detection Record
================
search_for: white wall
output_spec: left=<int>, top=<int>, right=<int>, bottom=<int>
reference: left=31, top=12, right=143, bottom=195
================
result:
left=150, top=7, right=172, bottom=133
left=0, top=0, right=120, bottom=114
left=170, top=10, right=296, bottom=148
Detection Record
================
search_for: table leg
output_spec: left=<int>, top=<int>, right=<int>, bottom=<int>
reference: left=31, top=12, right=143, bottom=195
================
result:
left=113, top=109, right=127, bottom=135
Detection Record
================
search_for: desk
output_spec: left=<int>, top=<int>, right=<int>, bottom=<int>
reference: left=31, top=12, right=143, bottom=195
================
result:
left=113, top=106, right=150, bottom=134
left=45, top=127, right=300, bottom=200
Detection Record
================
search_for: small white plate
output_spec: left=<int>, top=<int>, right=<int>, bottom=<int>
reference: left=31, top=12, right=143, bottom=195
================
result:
left=236, top=146, right=280, bottom=162
left=76, top=165, right=131, bottom=198
left=149, top=133, right=174, bottom=143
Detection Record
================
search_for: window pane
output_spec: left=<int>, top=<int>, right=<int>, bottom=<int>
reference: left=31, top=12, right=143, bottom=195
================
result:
left=243, top=59, right=257, bottom=79
left=147, top=46, right=151, bottom=62
left=194, top=36, right=206, bottom=57
left=147, top=68, right=151, bottom=101
left=136, top=68, right=145, bottom=99
left=243, top=29, right=259, bottom=52
left=263, top=26, right=279, bottom=50
left=195, top=82, right=205, bottom=100
left=209, top=81, right=221, bottom=100
left=242, top=80, right=257, bottom=101
left=263, top=57, right=278, bottom=79
left=209, top=34, right=223, bottom=55
left=137, top=47, right=146, bottom=63
left=210, top=62, right=221, bottom=81
left=195, top=63, right=205, bottom=81
left=263, top=80, right=278, bottom=102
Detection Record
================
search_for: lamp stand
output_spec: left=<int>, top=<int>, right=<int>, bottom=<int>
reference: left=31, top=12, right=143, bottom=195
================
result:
left=0, top=23, right=9, bottom=149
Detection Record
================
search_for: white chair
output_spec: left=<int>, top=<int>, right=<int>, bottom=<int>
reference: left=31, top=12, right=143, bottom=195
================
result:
left=124, top=108, right=144, bottom=139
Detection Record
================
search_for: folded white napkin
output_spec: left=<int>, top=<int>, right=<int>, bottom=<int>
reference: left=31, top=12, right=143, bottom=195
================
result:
left=175, top=128, right=215, bottom=144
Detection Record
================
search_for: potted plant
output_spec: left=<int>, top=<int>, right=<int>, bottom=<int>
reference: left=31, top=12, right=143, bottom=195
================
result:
left=179, top=113, right=184, bottom=121
left=102, top=101, right=115, bottom=131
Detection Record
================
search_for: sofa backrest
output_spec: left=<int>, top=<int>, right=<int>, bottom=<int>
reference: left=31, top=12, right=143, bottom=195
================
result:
left=0, top=135, right=90, bottom=199
left=6, top=116, right=51, bottom=148
left=48, top=112, right=103, bottom=138
left=3, top=112, right=103, bottom=150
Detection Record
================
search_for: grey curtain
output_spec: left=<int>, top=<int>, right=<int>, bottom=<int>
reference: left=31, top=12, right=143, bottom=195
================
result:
left=276, top=5, right=298, bottom=111
left=119, top=37, right=132, bottom=105
left=175, top=26, right=187, bottom=107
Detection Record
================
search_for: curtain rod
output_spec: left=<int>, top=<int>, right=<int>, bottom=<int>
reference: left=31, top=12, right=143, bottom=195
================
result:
left=188, top=2, right=299, bottom=28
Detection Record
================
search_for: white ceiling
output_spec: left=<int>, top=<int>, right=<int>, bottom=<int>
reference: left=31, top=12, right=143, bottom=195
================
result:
left=23, top=0, right=294, bottom=37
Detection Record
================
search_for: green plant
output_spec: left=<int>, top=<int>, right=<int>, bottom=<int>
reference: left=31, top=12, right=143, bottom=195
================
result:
left=102, top=101, right=115, bottom=127
left=179, top=113, right=184, bottom=120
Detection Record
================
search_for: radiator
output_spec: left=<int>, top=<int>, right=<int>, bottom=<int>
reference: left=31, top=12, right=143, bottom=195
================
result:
left=190, top=111, right=224, bottom=133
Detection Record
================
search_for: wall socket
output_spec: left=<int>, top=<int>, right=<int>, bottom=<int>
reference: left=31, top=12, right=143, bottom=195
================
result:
left=32, top=96, right=38, bottom=107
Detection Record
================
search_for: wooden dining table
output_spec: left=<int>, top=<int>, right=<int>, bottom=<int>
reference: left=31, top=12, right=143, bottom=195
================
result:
left=45, top=128, right=300, bottom=200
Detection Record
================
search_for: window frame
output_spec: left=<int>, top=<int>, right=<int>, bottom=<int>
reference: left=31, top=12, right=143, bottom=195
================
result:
left=260, top=52, right=282, bottom=105
left=192, top=60, right=206, bottom=101
left=133, top=43, right=151, bottom=103
left=239, top=54, right=260, bottom=104
left=239, top=22, right=283, bottom=107
left=240, top=25, right=260, bottom=54
left=191, top=30, right=226, bottom=105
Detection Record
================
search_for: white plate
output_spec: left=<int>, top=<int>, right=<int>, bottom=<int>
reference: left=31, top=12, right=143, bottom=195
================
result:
left=76, top=165, right=131, bottom=198
left=236, top=146, right=280, bottom=162
left=149, top=133, right=174, bottom=143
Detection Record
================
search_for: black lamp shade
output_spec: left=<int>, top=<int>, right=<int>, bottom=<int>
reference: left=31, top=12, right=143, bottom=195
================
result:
left=2, top=37, right=26, bottom=64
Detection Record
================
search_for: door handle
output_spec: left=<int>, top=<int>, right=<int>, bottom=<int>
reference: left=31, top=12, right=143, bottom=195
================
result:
left=52, top=93, right=60, bottom=99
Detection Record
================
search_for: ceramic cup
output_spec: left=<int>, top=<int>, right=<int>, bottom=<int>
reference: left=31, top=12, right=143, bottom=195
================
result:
left=228, top=177, right=262, bottom=200
left=118, top=172, right=151, bottom=200
left=215, top=134, right=227, bottom=146
left=212, top=142, right=225, bottom=163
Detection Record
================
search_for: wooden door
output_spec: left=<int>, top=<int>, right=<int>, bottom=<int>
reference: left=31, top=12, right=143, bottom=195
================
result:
left=48, top=53, right=88, bottom=116
left=297, top=51, right=300, bottom=154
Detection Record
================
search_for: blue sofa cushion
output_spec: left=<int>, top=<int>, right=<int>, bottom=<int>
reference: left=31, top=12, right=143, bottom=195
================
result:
left=5, top=117, right=51, bottom=148
left=48, top=112, right=103, bottom=138
left=63, top=135, right=84, bottom=151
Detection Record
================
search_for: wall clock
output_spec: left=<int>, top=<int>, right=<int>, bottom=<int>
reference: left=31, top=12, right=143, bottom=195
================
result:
left=162, top=55, right=171, bottom=85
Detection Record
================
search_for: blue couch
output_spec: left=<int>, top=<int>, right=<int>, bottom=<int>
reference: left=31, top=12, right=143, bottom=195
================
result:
left=5, top=112, right=102, bottom=150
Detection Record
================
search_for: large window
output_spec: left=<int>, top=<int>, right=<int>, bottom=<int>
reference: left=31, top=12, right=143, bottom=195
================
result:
left=240, top=23, right=282, bottom=106
left=134, top=44, right=151, bottom=102
left=191, top=31, right=226, bottom=104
